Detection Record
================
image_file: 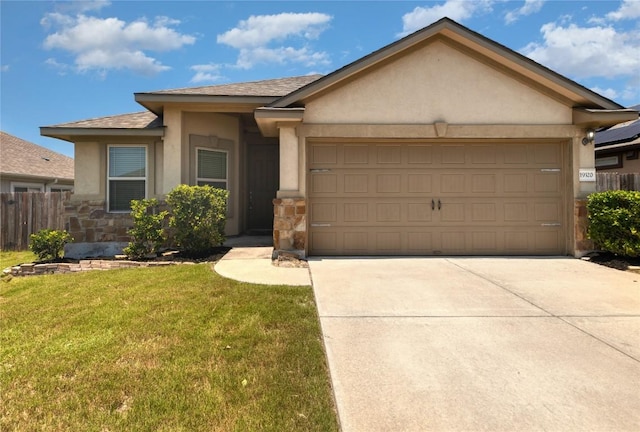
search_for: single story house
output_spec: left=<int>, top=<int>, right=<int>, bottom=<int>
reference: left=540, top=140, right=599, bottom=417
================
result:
left=41, top=18, right=638, bottom=257
left=595, top=104, right=640, bottom=173
left=0, top=131, right=74, bottom=192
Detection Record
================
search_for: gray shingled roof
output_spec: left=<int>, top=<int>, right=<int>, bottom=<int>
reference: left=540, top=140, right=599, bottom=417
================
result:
left=51, top=111, right=162, bottom=129
left=0, top=131, right=74, bottom=180
left=145, top=74, right=323, bottom=96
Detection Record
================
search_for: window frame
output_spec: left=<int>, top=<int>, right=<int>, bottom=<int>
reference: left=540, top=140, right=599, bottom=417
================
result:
left=595, top=154, right=622, bottom=169
left=195, top=147, right=228, bottom=190
left=107, top=144, right=148, bottom=213
left=11, top=182, right=44, bottom=192
left=46, top=185, right=74, bottom=193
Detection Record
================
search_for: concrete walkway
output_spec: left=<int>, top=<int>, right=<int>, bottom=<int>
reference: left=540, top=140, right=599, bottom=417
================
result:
left=214, top=239, right=311, bottom=286
left=309, top=257, right=640, bottom=432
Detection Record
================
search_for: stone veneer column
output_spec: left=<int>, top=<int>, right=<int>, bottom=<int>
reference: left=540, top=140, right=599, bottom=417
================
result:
left=272, top=198, right=306, bottom=257
left=574, top=199, right=593, bottom=256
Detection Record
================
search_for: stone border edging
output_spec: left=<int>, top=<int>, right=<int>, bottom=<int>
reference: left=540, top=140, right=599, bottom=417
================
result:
left=4, top=260, right=188, bottom=277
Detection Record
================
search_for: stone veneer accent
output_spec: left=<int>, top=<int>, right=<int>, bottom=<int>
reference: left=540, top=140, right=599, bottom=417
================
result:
left=574, top=199, right=593, bottom=254
left=272, top=198, right=306, bottom=257
left=64, top=199, right=134, bottom=243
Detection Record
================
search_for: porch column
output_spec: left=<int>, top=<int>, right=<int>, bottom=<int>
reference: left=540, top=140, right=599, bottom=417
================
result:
left=277, top=122, right=299, bottom=197
left=162, top=107, right=182, bottom=194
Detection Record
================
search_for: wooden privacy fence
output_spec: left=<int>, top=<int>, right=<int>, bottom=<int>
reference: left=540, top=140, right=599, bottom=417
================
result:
left=596, top=173, right=640, bottom=192
left=0, top=192, right=71, bottom=251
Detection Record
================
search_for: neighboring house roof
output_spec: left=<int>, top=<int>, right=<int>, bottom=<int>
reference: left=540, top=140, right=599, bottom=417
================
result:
left=595, top=104, right=640, bottom=147
left=0, top=131, right=74, bottom=181
left=595, top=105, right=640, bottom=157
left=270, top=18, right=624, bottom=111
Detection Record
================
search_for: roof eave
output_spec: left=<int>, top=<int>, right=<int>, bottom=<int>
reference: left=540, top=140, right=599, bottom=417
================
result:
left=135, top=93, right=279, bottom=115
left=254, top=107, right=305, bottom=137
left=40, top=126, right=165, bottom=143
left=573, top=108, right=639, bottom=128
left=0, top=172, right=74, bottom=183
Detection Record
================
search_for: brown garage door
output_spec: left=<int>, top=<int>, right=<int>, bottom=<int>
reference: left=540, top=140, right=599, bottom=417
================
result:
left=308, top=141, right=566, bottom=255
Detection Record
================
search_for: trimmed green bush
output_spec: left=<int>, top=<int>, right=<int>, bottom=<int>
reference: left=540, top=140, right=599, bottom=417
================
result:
left=587, top=190, right=640, bottom=257
left=166, top=185, right=228, bottom=257
left=29, top=229, right=73, bottom=261
left=123, top=198, right=168, bottom=260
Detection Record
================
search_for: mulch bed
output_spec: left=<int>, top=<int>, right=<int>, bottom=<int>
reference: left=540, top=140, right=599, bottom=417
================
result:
left=585, top=251, right=640, bottom=271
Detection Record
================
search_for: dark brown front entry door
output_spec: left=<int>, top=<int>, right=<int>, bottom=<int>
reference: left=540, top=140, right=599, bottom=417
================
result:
left=247, top=144, right=279, bottom=232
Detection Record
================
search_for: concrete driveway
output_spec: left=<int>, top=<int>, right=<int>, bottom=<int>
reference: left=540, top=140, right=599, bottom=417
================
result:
left=309, top=257, right=640, bottom=432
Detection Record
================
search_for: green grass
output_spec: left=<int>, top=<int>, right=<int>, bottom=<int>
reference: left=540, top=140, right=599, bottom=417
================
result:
left=0, top=250, right=36, bottom=268
left=0, top=264, right=338, bottom=431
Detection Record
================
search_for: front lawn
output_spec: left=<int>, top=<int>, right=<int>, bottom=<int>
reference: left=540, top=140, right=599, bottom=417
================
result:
left=0, top=250, right=36, bottom=268
left=0, top=264, right=338, bottom=431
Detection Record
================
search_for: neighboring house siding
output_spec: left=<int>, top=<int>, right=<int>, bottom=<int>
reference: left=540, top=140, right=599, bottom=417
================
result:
left=596, top=156, right=640, bottom=174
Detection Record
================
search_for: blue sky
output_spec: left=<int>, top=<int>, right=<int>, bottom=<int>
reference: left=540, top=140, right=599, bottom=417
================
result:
left=1, top=0, right=639, bottom=158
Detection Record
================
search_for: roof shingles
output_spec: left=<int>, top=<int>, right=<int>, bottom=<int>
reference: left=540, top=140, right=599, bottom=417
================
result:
left=145, top=74, right=323, bottom=96
left=51, top=111, right=162, bottom=129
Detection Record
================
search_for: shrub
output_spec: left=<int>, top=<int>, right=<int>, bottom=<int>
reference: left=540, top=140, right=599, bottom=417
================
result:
left=29, top=229, right=73, bottom=261
left=587, top=190, right=640, bottom=257
left=166, top=185, right=228, bottom=257
left=123, top=198, right=168, bottom=260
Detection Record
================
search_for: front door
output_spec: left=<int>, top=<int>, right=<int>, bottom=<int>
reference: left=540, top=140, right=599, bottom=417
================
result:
left=247, top=144, right=279, bottom=232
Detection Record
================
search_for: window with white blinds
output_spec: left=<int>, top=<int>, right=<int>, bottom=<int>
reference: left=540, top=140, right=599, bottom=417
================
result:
left=196, top=149, right=227, bottom=189
left=108, top=146, right=146, bottom=212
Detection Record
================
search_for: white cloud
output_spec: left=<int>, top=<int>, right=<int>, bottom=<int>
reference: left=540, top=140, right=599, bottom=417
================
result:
left=42, top=12, right=195, bottom=76
left=399, top=0, right=494, bottom=36
left=522, top=22, right=640, bottom=79
left=590, top=86, right=619, bottom=100
left=44, top=57, right=70, bottom=75
left=190, top=64, right=223, bottom=83
left=217, top=12, right=332, bottom=69
left=51, top=0, right=111, bottom=15
left=606, top=0, right=640, bottom=21
left=505, top=0, right=545, bottom=24
left=1, top=65, right=9, bottom=72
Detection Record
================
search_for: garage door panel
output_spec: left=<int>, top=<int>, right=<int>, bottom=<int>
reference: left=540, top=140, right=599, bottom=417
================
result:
left=344, top=144, right=369, bottom=164
left=408, top=174, right=433, bottom=193
left=311, top=144, right=338, bottom=165
left=311, top=173, right=337, bottom=194
left=377, top=145, right=402, bottom=164
left=408, top=203, right=433, bottom=222
left=308, top=142, right=565, bottom=256
left=471, top=145, right=497, bottom=164
left=310, top=202, right=337, bottom=223
left=534, top=172, right=561, bottom=193
left=407, top=145, right=434, bottom=164
left=377, top=174, right=402, bottom=193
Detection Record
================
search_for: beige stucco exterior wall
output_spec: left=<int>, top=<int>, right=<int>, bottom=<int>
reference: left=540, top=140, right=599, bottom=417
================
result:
left=162, top=107, right=182, bottom=194
left=70, top=138, right=159, bottom=202
left=74, top=141, right=103, bottom=198
left=304, top=40, right=571, bottom=125
left=181, top=112, right=241, bottom=235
